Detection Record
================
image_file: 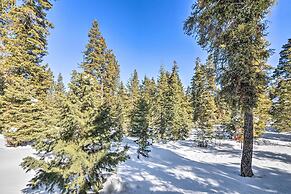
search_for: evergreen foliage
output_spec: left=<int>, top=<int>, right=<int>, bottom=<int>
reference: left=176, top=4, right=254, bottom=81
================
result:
left=215, top=91, right=232, bottom=125
left=0, top=0, right=54, bottom=145
left=0, top=0, right=287, bottom=191
left=21, top=20, right=128, bottom=193
left=128, top=69, right=140, bottom=136
left=254, top=91, right=272, bottom=137
left=55, top=73, right=65, bottom=94
left=167, top=62, right=191, bottom=140
left=185, top=0, right=275, bottom=176
left=190, top=58, right=218, bottom=145
left=117, top=81, right=130, bottom=132
left=271, top=39, right=291, bottom=132
left=156, top=67, right=172, bottom=140
left=130, top=77, right=154, bottom=158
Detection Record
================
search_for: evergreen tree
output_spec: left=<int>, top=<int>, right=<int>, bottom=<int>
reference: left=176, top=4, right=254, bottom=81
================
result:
left=127, top=69, right=140, bottom=135
left=156, top=67, right=171, bottom=140
left=81, top=20, right=107, bottom=102
left=185, top=86, right=194, bottom=128
left=0, top=0, right=54, bottom=145
left=254, top=91, right=272, bottom=137
left=22, top=21, right=128, bottom=193
left=128, top=69, right=140, bottom=104
left=185, top=0, right=275, bottom=176
left=130, top=77, right=154, bottom=158
left=271, top=39, right=291, bottom=132
left=167, top=62, right=191, bottom=140
left=104, top=50, right=120, bottom=98
left=204, top=58, right=218, bottom=125
left=215, top=91, right=232, bottom=125
left=23, top=72, right=127, bottom=193
left=143, top=77, right=157, bottom=131
left=117, top=81, right=130, bottom=132
left=190, top=58, right=217, bottom=145
left=55, top=73, right=65, bottom=94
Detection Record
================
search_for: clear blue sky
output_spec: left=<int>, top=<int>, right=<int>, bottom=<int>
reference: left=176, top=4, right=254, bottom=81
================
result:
left=44, top=0, right=291, bottom=86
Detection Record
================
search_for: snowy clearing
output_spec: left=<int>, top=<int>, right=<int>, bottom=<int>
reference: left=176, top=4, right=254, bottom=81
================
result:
left=1, top=132, right=291, bottom=194
left=0, top=135, right=34, bottom=194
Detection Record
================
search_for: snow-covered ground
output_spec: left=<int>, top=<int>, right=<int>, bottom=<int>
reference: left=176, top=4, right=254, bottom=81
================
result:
left=1, top=132, right=291, bottom=194
left=0, top=135, right=34, bottom=194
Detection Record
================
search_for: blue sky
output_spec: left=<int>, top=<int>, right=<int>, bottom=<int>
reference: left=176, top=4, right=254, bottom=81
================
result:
left=44, top=0, right=291, bottom=86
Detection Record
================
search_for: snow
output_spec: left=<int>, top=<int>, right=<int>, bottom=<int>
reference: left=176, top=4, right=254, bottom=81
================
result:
left=1, top=132, right=291, bottom=194
left=101, top=132, right=291, bottom=194
left=0, top=135, right=34, bottom=194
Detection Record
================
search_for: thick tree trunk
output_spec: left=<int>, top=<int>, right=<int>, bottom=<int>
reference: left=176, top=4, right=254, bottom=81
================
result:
left=240, top=108, right=254, bottom=177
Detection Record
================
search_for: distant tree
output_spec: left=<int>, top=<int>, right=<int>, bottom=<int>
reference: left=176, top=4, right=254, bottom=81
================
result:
left=254, top=91, right=272, bottom=137
left=185, top=0, right=275, bottom=176
left=215, top=91, right=232, bottom=125
left=156, top=67, right=172, bottom=140
left=168, top=62, right=191, bottom=140
left=144, top=77, right=157, bottom=131
left=117, top=81, right=130, bottom=132
left=271, top=38, right=291, bottom=132
left=128, top=69, right=140, bottom=135
left=130, top=76, right=155, bottom=158
left=190, top=58, right=217, bottom=145
left=55, top=73, right=65, bottom=94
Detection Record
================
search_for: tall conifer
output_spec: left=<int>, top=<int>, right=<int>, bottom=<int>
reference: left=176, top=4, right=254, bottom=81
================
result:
left=167, top=62, right=191, bottom=140
left=272, top=38, right=291, bottom=132
left=22, top=20, right=128, bottom=193
left=130, top=76, right=155, bottom=158
left=190, top=58, right=217, bottom=144
left=185, top=0, right=275, bottom=176
left=156, top=67, right=171, bottom=140
left=0, top=0, right=54, bottom=145
left=128, top=69, right=140, bottom=136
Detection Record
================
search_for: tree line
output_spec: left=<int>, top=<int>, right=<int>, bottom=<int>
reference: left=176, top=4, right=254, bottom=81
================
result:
left=0, top=0, right=290, bottom=193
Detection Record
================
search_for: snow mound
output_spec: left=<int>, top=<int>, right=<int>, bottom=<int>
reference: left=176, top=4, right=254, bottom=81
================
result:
left=100, top=174, right=127, bottom=194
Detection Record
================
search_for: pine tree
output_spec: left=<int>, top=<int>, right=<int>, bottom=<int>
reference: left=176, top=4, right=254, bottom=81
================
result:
left=22, top=21, right=128, bottom=193
left=190, top=58, right=217, bottom=145
left=254, top=91, right=272, bottom=137
left=117, top=81, right=130, bottom=132
left=156, top=67, right=171, bottom=140
left=167, top=62, right=191, bottom=140
left=143, top=77, right=157, bottom=131
left=185, top=86, right=194, bottom=129
left=0, top=0, right=54, bottom=145
left=130, top=76, right=154, bottom=158
left=128, top=69, right=140, bottom=105
left=104, top=50, right=120, bottom=98
left=185, top=0, right=275, bottom=176
left=0, top=0, right=13, bottom=90
left=271, top=38, right=291, bottom=132
left=23, top=72, right=128, bottom=193
left=204, top=58, right=218, bottom=125
left=81, top=20, right=107, bottom=101
left=55, top=73, right=65, bottom=94
left=128, top=69, right=140, bottom=136
left=215, top=91, right=232, bottom=125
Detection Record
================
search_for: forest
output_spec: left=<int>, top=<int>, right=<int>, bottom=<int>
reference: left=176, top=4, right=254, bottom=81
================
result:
left=0, top=0, right=290, bottom=194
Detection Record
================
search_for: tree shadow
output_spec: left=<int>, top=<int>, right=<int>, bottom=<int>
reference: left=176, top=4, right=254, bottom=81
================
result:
left=254, top=150, right=291, bottom=163
left=115, top=140, right=291, bottom=194
left=262, top=132, right=291, bottom=142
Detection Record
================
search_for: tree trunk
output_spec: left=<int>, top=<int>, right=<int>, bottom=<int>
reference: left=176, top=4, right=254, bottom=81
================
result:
left=240, top=108, right=254, bottom=177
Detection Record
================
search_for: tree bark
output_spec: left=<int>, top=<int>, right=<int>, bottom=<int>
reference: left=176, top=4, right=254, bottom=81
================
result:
left=240, top=108, right=254, bottom=177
